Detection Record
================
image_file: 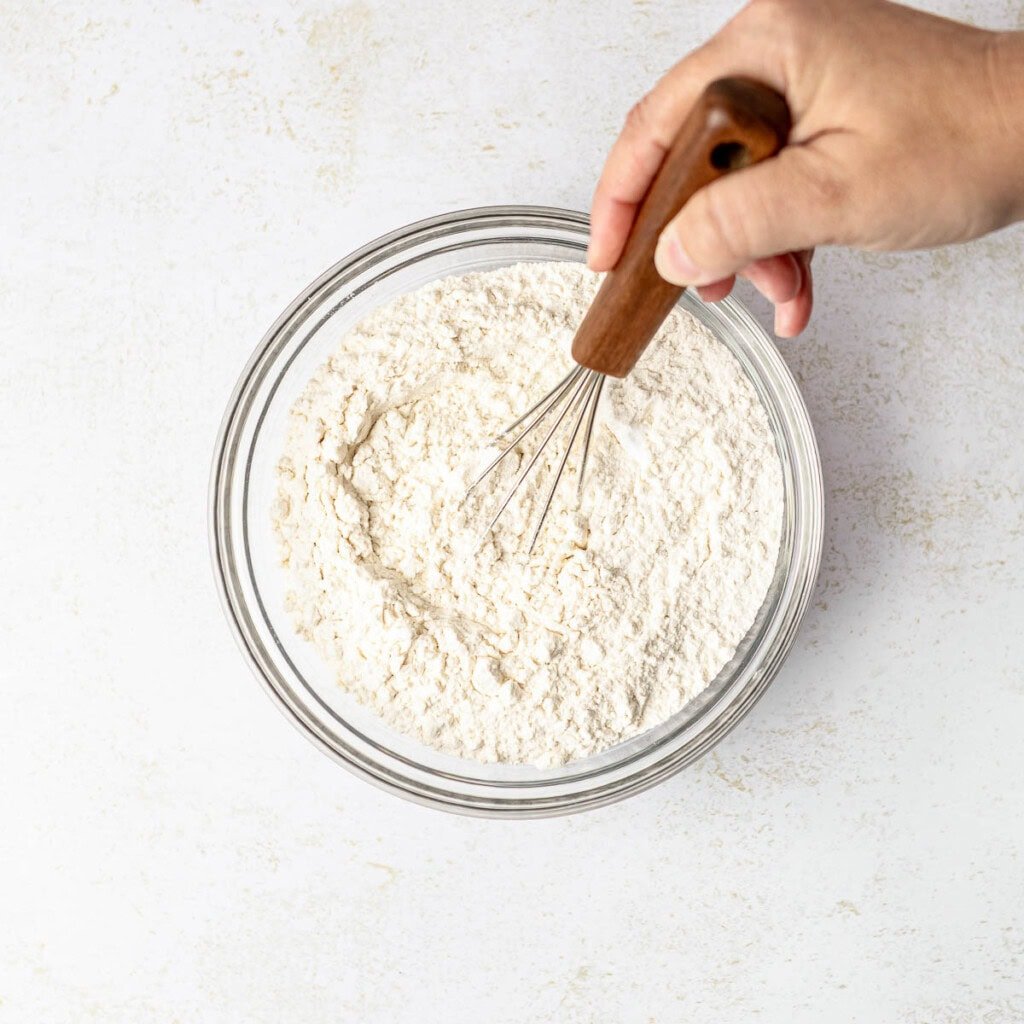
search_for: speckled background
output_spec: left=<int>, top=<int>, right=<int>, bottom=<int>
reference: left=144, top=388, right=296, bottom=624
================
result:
left=2, top=1, right=1022, bottom=1021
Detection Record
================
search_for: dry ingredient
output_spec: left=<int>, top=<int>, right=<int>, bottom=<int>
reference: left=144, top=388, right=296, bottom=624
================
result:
left=273, top=262, right=783, bottom=767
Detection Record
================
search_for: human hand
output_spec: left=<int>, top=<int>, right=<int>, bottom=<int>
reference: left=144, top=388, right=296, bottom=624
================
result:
left=588, top=0, right=1024, bottom=336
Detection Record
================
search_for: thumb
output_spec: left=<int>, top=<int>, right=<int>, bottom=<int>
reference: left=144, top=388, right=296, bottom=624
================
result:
left=654, top=146, right=843, bottom=285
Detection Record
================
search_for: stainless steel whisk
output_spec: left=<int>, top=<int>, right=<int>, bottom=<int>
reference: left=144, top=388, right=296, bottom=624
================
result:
left=468, top=78, right=791, bottom=551
left=465, top=365, right=605, bottom=553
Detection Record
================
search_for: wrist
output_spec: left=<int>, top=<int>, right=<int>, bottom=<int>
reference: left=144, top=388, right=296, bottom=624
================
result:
left=985, top=31, right=1024, bottom=225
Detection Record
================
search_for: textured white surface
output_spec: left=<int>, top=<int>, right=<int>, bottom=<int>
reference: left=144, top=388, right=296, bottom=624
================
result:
left=1, top=1, right=1022, bottom=1021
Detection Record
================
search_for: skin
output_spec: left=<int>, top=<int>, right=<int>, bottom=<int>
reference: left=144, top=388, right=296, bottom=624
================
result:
left=587, top=0, right=1024, bottom=336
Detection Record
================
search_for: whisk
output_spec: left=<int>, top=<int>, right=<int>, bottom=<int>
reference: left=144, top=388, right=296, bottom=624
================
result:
left=467, top=78, right=791, bottom=552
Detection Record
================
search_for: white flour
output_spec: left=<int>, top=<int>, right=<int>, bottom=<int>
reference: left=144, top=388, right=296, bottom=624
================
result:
left=273, top=262, right=783, bottom=766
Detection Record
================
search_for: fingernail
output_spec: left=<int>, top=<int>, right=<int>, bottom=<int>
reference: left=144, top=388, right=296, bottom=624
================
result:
left=774, top=305, right=797, bottom=338
left=655, top=235, right=709, bottom=285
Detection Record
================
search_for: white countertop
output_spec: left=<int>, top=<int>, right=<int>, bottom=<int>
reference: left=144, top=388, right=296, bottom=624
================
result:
left=2, top=1, right=1022, bottom=1020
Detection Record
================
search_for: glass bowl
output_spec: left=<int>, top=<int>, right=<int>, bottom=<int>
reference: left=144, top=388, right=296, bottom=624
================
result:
left=209, top=205, right=823, bottom=818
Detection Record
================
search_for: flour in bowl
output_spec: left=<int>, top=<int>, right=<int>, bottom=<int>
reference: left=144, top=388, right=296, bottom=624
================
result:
left=272, top=262, right=783, bottom=766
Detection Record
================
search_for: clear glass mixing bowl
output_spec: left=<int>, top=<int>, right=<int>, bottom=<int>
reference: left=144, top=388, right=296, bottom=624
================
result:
left=209, top=206, right=823, bottom=818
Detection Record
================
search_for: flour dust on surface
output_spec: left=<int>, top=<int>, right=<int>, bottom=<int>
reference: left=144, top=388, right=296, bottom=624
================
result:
left=272, top=262, right=783, bottom=766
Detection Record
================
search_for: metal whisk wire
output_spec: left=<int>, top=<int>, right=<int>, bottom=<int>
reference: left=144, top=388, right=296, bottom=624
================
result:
left=465, top=365, right=606, bottom=552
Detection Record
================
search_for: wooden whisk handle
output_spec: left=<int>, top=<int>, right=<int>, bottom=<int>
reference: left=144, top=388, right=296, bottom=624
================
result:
left=572, top=78, right=791, bottom=378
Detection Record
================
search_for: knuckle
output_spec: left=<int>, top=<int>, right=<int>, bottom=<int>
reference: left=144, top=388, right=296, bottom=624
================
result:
left=746, top=0, right=806, bottom=21
left=743, top=0, right=816, bottom=50
left=815, top=173, right=848, bottom=211
left=799, top=161, right=850, bottom=243
left=623, top=92, right=656, bottom=138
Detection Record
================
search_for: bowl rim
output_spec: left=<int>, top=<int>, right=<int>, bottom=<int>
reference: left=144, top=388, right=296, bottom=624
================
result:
left=209, top=204, right=824, bottom=818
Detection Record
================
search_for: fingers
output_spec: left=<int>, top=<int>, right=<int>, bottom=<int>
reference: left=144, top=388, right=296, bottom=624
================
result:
left=773, top=249, right=814, bottom=337
left=588, top=33, right=753, bottom=272
left=697, top=277, right=736, bottom=303
left=654, top=145, right=840, bottom=285
left=741, top=253, right=803, bottom=304
left=696, top=250, right=815, bottom=336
